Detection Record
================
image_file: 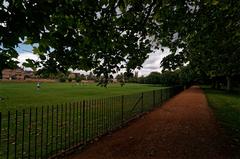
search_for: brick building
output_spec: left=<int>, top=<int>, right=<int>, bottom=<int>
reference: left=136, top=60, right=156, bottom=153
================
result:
left=2, top=68, right=30, bottom=80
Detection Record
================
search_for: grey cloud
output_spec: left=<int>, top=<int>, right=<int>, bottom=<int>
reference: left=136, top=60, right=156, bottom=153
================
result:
left=138, top=48, right=170, bottom=76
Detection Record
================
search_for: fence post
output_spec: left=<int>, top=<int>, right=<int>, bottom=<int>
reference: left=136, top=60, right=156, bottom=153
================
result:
left=72, top=103, right=75, bottom=146
left=160, top=89, right=163, bottom=104
left=46, top=106, right=49, bottom=157
left=41, top=107, right=43, bottom=159
left=141, top=92, right=144, bottom=113
left=7, top=111, right=10, bottom=159
left=15, top=110, right=18, bottom=159
left=0, top=112, right=1, bottom=158
left=169, top=88, right=171, bottom=98
left=121, top=95, right=124, bottom=126
left=22, top=109, right=25, bottom=159
left=55, top=105, right=58, bottom=154
left=82, top=100, right=85, bottom=145
left=153, top=90, right=155, bottom=107
left=166, top=88, right=168, bottom=100
left=51, top=105, right=54, bottom=156
left=28, top=108, right=32, bottom=159
left=60, top=104, right=63, bottom=152
left=169, top=87, right=172, bottom=97
left=34, top=108, right=37, bottom=159
left=68, top=103, right=71, bottom=148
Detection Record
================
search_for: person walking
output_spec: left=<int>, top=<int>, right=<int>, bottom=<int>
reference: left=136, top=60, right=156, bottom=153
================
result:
left=37, top=82, right=40, bottom=90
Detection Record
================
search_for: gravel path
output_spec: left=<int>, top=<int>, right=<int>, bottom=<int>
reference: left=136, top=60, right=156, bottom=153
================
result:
left=70, top=86, right=231, bottom=159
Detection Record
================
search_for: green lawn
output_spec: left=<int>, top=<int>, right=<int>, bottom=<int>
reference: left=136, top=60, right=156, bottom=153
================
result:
left=0, top=82, right=164, bottom=111
left=204, top=88, right=240, bottom=154
left=0, top=82, right=174, bottom=158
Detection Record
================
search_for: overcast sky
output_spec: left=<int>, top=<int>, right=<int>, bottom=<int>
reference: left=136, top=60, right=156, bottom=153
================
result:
left=138, top=48, right=170, bottom=76
left=16, top=45, right=170, bottom=77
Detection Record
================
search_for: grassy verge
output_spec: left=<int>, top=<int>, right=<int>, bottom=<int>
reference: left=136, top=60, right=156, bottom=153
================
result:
left=203, top=87, right=240, bottom=154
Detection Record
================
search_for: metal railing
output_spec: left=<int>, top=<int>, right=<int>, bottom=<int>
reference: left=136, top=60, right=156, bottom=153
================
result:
left=0, top=86, right=183, bottom=159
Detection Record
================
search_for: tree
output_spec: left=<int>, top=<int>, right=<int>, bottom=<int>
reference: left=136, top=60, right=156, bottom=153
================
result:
left=22, top=59, right=39, bottom=74
left=115, top=74, right=123, bottom=82
left=1, top=0, right=156, bottom=81
left=142, top=71, right=179, bottom=86
left=35, top=58, right=67, bottom=78
left=144, top=72, right=161, bottom=84
left=1, top=0, right=240, bottom=90
left=115, top=73, right=125, bottom=86
left=160, top=71, right=179, bottom=86
left=156, top=1, right=240, bottom=91
left=87, top=72, right=96, bottom=80
left=177, top=65, right=207, bottom=87
left=0, top=48, right=19, bottom=78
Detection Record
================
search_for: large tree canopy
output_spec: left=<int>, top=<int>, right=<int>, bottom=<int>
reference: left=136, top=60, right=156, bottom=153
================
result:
left=158, top=1, right=240, bottom=90
left=0, top=0, right=158, bottom=81
left=1, top=0, right=240, bottom=88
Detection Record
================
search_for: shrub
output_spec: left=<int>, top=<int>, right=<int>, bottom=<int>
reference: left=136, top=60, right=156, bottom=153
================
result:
left=68, top=78, right=72, bottom=82
left=75, top=77, right=81, bottom=83
left=59, top=77, right=66, bottom=82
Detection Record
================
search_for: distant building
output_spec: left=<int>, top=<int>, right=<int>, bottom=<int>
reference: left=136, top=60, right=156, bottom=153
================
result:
left=2, top=68, right=25, bottom=80
left=24, top=70, right=34, bottom=78
left=68, top=73, right=80, bottom=79
left=1, top=68, right=35, bottom=80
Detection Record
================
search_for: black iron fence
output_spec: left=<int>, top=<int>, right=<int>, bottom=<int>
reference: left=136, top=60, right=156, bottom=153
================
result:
left=0, top=86, right=183, bottom=159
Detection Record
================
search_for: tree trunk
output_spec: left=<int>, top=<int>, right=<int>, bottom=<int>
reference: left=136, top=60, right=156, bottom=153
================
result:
left=226, top=76, right=232, bottom=91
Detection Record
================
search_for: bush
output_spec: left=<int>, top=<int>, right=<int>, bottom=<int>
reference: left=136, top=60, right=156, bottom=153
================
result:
left=75, top=77, right=81, bottom=83
left=59, top=77, right=66, bottom=82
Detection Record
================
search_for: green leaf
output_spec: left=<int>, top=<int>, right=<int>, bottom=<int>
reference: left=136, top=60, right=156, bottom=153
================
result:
left=32, top=47, right=44, bottom=55
left=24, top=38, right=33, bottom=45
left=212, top=0, right=219, bottom=5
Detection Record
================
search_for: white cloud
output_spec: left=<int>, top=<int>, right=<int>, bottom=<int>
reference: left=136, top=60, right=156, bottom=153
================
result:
left=16, top=48, right=171, bottom=76
left=138, top=47, right=170, bottom=76
left=17, top=52, right=38, bottom=70
left=115, top=47, right=171, bottom=77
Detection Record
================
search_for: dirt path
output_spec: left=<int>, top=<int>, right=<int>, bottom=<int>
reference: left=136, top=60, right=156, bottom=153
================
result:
left=70, top=86, right=231, bottom=159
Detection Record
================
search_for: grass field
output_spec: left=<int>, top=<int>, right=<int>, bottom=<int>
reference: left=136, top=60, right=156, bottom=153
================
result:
left=0, top=82, right=178, bottom=158
left=204, top=88, right=240, bottom=155
left=0, top=82, right=164, bottom=111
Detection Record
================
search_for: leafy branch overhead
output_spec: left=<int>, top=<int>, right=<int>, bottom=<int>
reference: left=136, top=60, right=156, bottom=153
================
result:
left=0, top=0, right=240, bottom=87
left=0, top=0, right=157, bottom=79
left=158, top=1, right=240, bottom=90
